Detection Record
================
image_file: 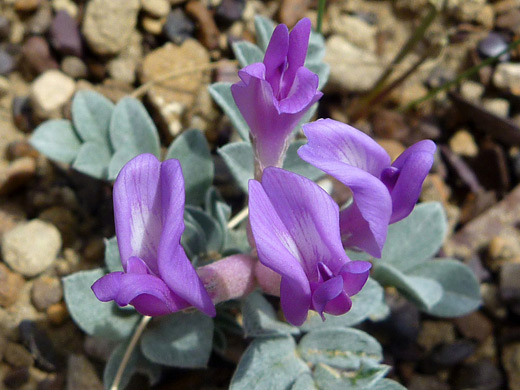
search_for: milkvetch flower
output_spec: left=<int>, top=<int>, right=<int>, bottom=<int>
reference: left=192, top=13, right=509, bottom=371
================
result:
left=231, top=18, right=323, bottom=177
left=298, top=119, right=436, bottom=258
left=248, top=167, right=371, bottom=326
left=91, top=154, right=216, bottom=317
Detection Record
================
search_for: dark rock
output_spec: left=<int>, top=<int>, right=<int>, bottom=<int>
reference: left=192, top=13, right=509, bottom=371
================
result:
left=49, top=11, right=83, bottom=57
left=215, top=0, right=245, bottom=25
left=21, top=36, right=59, bottom=75
left=12, top=96, right=33, bottom=132
left=500, top=262, right=520, bottom=314
left=163, top=9, right=195, bottom=45
left=19, top=321, right=58, bottom=372
left=3, top=367, right=30, bottom=388
left=408, top=374, right=449, bottom=390
left=429, top=340, right=476, bottom=368
left=185, top=1, right=220, bottom=50
left=478, top=32, right=510, bottom=62
left=0, top=49, right=15, bottom=75
left=451, top=360, right=504, bottom=390
left=6, top=140, right=39, bottom=161
left=0, top=16, right=10, bottom=41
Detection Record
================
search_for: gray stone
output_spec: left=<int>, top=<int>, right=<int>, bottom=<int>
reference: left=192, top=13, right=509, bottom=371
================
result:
left=61, top=56, right=88, bottom=79
left=31, top=276, right=63, bottom=311
left=30, top=70, right=75, bottom=119
left=82, top=0, right=140, bottom=55
left=2, top=219, right=62, bottom=277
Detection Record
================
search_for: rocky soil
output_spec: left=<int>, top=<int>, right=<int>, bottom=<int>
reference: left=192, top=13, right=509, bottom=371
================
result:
left=1, top=0, right=520, bottom=389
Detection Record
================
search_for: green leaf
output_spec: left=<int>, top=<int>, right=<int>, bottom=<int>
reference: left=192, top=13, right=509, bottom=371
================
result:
left=208, top=82, right=250, bottom=141
left=291, top=373, right=318, bottom=390
left=30, top=119, right=81, bottom=164
left=232, top=41, right=264, bottom=68
left=103, top=340, right=161, bottom=390
left=409, top=259, right=481, bottom=317
left=165, top=129, right=214, bottom=205
left=370, top=379, right=407, bottom=390
left=218, top=142, right=254, bottom=193
left=72, top=141, right=111, bottom=179
left=108, top=97, right=160, bottom=177
left=298, top=327, right=383, bottom=370
left=230, top=336, right=310, bottom=390
left=381, top=202, right=447, bottom=272
left=140, top=312, right=214, bottom=368
left=185, top=206, right=223, bottom=253
left=306, top=62, right=330, bottom=90
left=300, top=278, right=384, bottom=330
left=313, top=362, right=390, bottom=390
left=372, top=262, right=443, bottom=310
left=242, top=291, right=299, bottom=337
left=283, top=140, right=323, bottom=181
left=63, top=269, right=140, bottom=340
left=254, top=16, right=276, bottom=52
left=72, top=90, right=114, bottom=144
left=306, top=32, right=327, bottom=65
left=104, top=236, right=122, bottom=272
left=181, top=219, right=207, bottom=259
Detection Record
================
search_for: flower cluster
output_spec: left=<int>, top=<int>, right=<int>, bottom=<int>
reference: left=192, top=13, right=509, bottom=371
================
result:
left=92, top=18, right=435, bottom=327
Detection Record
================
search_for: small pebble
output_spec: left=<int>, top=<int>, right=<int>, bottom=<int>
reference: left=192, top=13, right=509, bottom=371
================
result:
left=31, top=276, right=63, bottom=311
left=46, top=302, right=68, bottom=325
left=185, top=0, right=220, bottom=50
left=0, top=263, right=24, bottom=308
left=3, top=367, right=30, bottom=388
left=49, top=10, right=83, bottom=57
left=452, top=360, right=503, bottom=390
left=478, top=32, right=510, bottom=62
left=22, top=36, right=59, bottom=75
left=449, top=129, right=478, bottom=157
left=216, top=0, right=246, bottom=24
left=61, top=56, right=88, bottom=79
left=500, top=262, right=520, bottom=313
left=163, top=9, right=195, bottom=44
left=454, top=312, right=493, bottom=342
left=19, top=321, right=58, bottom=372
left=25, top=1, right=52, bottom=35
left=0, top=15, right=11, bottom=40
left=66, top=355, right=103, bottom=390
left=30, top=69, right=75, bottom=119
left=4, top=342, right=34, bottom=368
left=0, top=50, right=15, bottom=76
left=0, top=157, right=37, bottom=196
left=142, top=15, right=166, bottom=35
left=52, top=0, right=78, bottom=18
left=2, top=219, right=62, bottom=277
left=14, top=0, right=41, bottom=12
left=141, top=0, right=170, bottom=18
left=11, top=96, right=33, bottom=132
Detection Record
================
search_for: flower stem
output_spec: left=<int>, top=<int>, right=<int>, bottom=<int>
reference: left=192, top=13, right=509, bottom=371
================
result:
left=131, top=60, right=239, bottom=98
left=110, top=315, right=152, bottom=390
left=227, top=206, right=249, bottom=229
left=317, top=0, right=326, bottom=35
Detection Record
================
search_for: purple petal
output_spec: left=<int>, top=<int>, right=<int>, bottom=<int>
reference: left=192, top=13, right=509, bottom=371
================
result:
left=323, top=292, right=352, bottom=316
left=92, top=272, right=124, bottom=302
left=340, top=260, right=371, bottom=296
left=113, top=154, right=162, bottom=273
left=311, top=275, right=344, bottom=319
left=260, top=167, right=349, bottom=277
left=126, top=256, right=151, bottom=274
left=237, top=62, right=266, bottom=84
left=92, top=271, right=190, bottom=316
left=263, top=24, right=289, bottom=93
left=279, top=18, right=312, bottom=98
left=280, top=276, right=311, bottom=326
left=157, top=159, right=215, bottom=317
left=279, top=67, right=322, bottom=114
left=300, top=119, right=391, bottom=176
left=389, top=140, right=436, bottom=223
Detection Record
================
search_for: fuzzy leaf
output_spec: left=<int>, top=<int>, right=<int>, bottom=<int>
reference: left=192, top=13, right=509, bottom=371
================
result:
left=140, top=312, right=214, bottom=368
left=30, top=119, right=81, bottom=164
left=283, top=140, right=323, bottom=181
left=208, top=82, right=250, bottom=141
left=233, top=41, right=264, bottom=68
left=72, top=141, right=111, bottom=179
left=218, top=142, right=254, bottom=193
left=185, top=206, right=223, bottom=253
left=254, top=16, right=276, bottom=52
left=105, top=236, right=122, bottom=273
left=313, top=362, right=390, bottom=390
left=72, top=90, right=114, bottom=144
left=165, top=129, right=214, bottom=205
left=63, top=269, right=140, bottom=340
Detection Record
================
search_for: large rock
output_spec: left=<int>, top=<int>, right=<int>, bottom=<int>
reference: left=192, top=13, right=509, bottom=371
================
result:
left=82, top=0, right=140, bottom=55
left=2, top=219, right=62, bottom=277
left=30, top=70, right=75, bottom=119
left=139, top=39, right=210, bottom=138
left=324, top=35, right=383, bottom=93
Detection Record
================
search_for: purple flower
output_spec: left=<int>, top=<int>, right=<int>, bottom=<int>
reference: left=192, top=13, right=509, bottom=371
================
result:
left=231, top=18, right=323, bottom=176
left=248, top=167, right=371, bottom=326
left=298, top=119, right=436, bottom=258
left=91, top=154, right=215, bottom=317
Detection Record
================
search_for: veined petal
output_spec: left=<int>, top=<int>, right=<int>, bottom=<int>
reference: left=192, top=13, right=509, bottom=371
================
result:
left=260, top=167, right=349, bottom=277
left=389, top=140, right=436, bottom=223
left=237, top=62, right=266, bottom=84
left=279, top=67, right=322, bottom=114
left=113, top=154, right=162, bottom=273
left=91, top=272, right=124, bottom=302
left=300, top=119, right=391, bottom=176
left=280, top=18, right=312, bottom=98
left=340, top=260, right=371, bottom=296
left=263, top=24, right=289, bottom=93
left=126, top=256, right=151, bottom=274
left=280, top=276, right=311, bottom=326
left=323, top=292, right=352, bottom=316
